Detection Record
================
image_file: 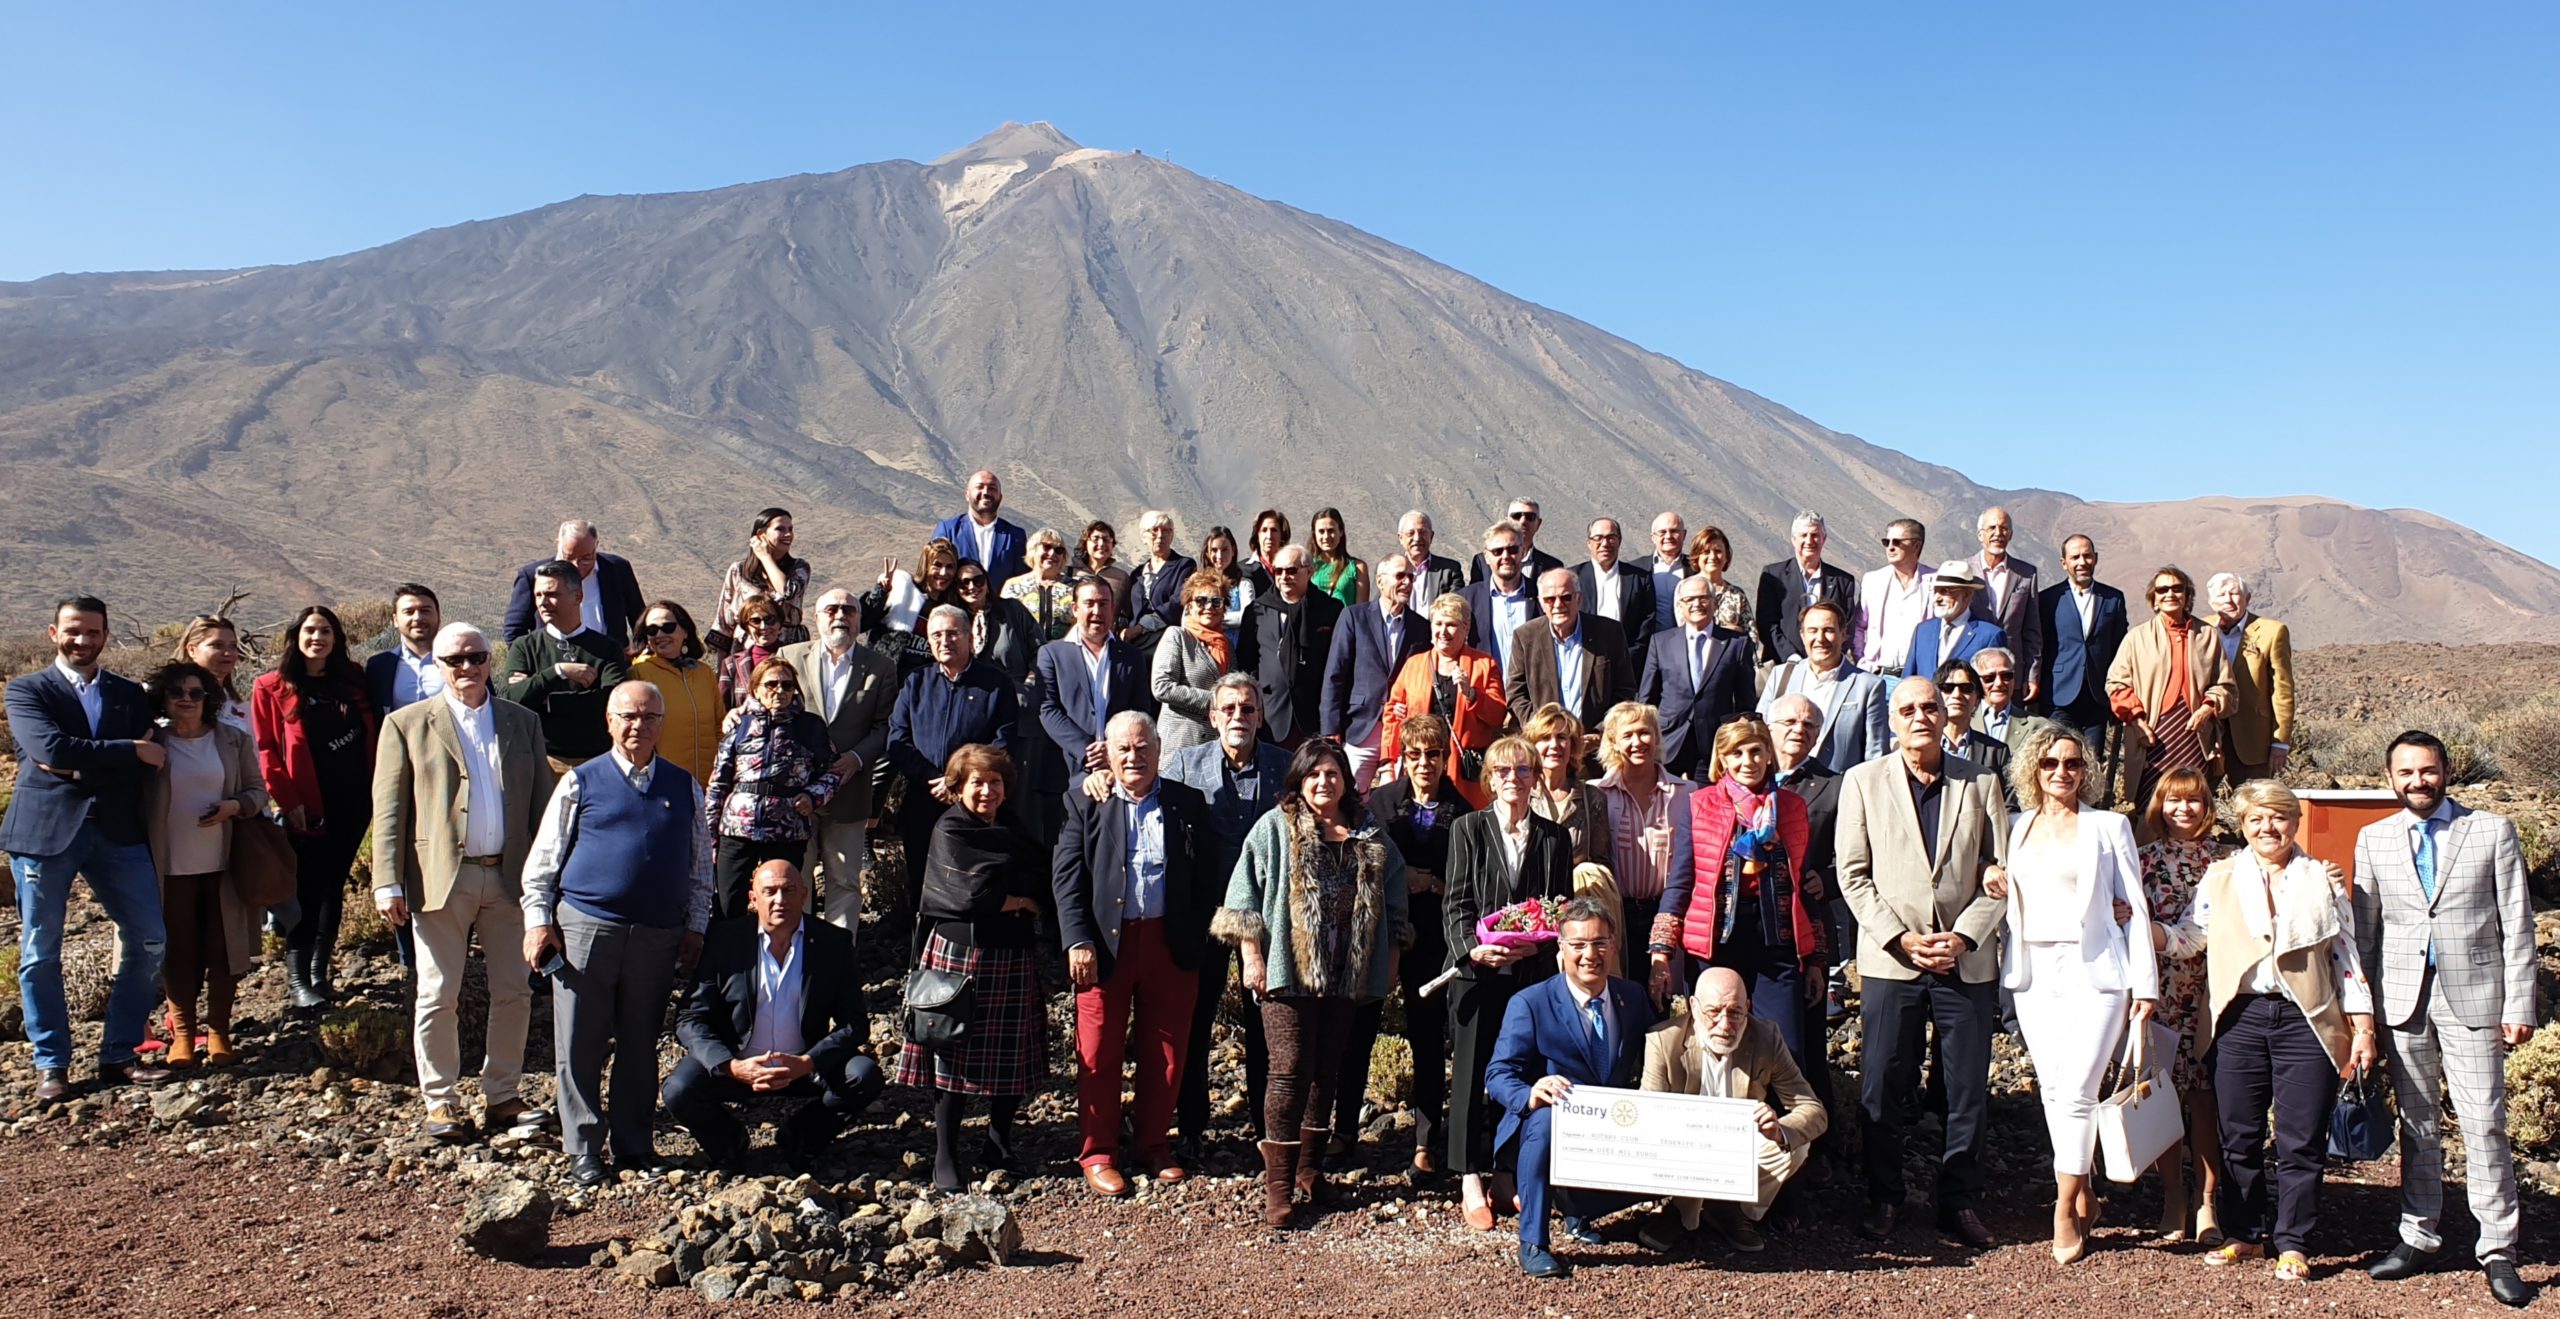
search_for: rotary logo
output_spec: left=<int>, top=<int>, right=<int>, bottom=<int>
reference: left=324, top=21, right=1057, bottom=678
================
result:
left=1610, top=1099, right=1639, bottom=1128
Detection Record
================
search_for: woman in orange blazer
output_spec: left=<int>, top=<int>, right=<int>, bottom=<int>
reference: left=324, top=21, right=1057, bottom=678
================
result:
left=1380, top=592, right=1507, bottom=807
left=2104, top=564, right=2233, bottom=818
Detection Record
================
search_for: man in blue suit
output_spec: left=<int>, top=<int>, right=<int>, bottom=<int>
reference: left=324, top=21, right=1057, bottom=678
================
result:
left=1485, top=897, right=1663, bottom=1278
left=1636, top=574, right=1757, bottom=779
left=1036, top=580, right=1151, bottom=803
left=502, top=519, right=647, bottom=650
left=1462, top=522, right=1543, bottom=670
left=1757, top=601, right=1892, bottom=773
left=4, top=597, right=174, bottom=1103
left=2034, top=535, right=2127, bottom=743
left=931, top=469, right=1030, bottom=587
left=1903, top=563, right=2005, bottom=685
left=1320, top=552, right=1429, bottom=789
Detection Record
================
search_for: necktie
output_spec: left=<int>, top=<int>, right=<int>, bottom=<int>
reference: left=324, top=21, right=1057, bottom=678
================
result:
left=1691, top=631, right=1708, bottom=688
left=1584, top=995, right=1606, bottom=1043
left=2415, top=819, right=2441, bottom=966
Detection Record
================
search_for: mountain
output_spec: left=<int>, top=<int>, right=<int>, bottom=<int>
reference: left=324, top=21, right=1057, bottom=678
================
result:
left=2, top=121, right=2554, bottom=644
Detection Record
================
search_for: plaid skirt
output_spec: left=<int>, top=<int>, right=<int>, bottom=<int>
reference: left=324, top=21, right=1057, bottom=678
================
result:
left=893, top=929, right=1047, bottom=1096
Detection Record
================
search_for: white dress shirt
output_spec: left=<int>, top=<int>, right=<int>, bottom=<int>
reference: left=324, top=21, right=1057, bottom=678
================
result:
left=816, top=643, right=858, bottom=723
left=1490, top=581, right=1533, bottom=672
left=54, top=657, right=103, bottom=734
left=520, top=749, right=716, bottom=932
left=389, top=642, right=445, bottom=708
left=2071, top=583, right=2098, bottom=638
left=578, top=567, right=606, bottom=637
left=1565, top=977, right=1615, bottom=1045
left=446, top=691, right=508, bottom=858
left=1590, top=566, right=1622, bottom=622
left=1554, top=623, right=1586, bottom=713
left=969, top=517, right=998, bottom=574
left=747, top=926, right=809, bottom=1057
left=1860, top=566, right=1935, bottom=672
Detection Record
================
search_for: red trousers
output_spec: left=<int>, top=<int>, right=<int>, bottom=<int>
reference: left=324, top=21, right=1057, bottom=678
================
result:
left=1074, top=918, right=1199, bottom=1169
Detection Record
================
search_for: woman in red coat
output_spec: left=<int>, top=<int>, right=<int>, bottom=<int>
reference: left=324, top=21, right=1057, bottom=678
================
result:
left=1648, top=716, right=1825, bottom=1073
left=1378, top=593, right=1506, bottom=808
left=251, top=605, right=379, bottom=1011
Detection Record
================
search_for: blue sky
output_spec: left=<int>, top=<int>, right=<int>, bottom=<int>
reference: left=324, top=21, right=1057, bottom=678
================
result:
left=5, top=3, right=2554, bottom=564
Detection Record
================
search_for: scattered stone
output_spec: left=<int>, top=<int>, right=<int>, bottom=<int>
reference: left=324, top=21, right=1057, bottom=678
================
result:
left=900, top=1201, right=942, bottom=1241
left=150, top=1089, right=212, bottom=1124
left=615, top=1249, right=677, bottom=1288
left=938, top=1196, right=1021, bottom=1265
left=456, top=1177, right=553, bottom=1261
left=691, top=1264, right=746, bottom=1301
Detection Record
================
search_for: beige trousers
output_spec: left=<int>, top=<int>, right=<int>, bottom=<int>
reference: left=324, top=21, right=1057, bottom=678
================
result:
left=410, top=861, right=530, bottom=1109
left=1675, top=1132, right=1811, bottom=1226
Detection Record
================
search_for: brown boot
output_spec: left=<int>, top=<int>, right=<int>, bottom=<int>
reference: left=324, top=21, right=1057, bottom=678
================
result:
left=202, top=977, right=239, bottom=1068
left=1258, top=1140, right=1300, bottom=1228
left=165, top=1001, right=198, bottom=1069
left=1296, top=1126, right=1332, bottom=1206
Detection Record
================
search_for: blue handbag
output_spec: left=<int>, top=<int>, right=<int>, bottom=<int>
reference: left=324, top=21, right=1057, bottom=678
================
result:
left=2329, top=1067, right=2394, bottom=1161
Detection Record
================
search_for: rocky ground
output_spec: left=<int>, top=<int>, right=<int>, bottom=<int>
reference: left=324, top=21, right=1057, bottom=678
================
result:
left=7, top=642, right=2560, bottom=1315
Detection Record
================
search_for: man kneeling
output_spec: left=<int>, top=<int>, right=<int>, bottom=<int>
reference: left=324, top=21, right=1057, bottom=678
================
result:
left=1485, top=897, right=1660, bottom=1278
left=1636, top=967, right=1829, bottom=1253
left=665, top=860, right=884, bottom=1168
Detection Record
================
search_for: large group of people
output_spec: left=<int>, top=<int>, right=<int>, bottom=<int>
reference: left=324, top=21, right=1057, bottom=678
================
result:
left=0, top=474, right=2535, bottom=1307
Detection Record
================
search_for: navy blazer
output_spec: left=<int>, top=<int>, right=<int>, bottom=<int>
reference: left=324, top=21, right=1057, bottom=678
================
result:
left=2036, top=581, right=2129, bottom=714
left=1635, top=624, right=1757, bottom=778
left=1051, top=777, right=1219, bottom=982
left=1236, top=590, right=1342, bottom=744
left=1125, top=553, right=1199, bottom=638
left=1320, top=601, right=1429, bottom=743
left=1753, top=559, right=1859, bottom=665
left=503, top=552, right=647, bottom=650
left=932, top=512, right=1031, bottom=586
left=0, top=665, right=155, bottom=855
left=1461, top=578, right=1545, bottom=666
left=1035, top=635, right=1150, bottom=777
left=1484, top=973, right=1657, bottom=1156
left=675, top=917, right=868, bottom=1079
left=362, top=646, right=444, bottom=718
left=1906, top=616, right=2007, bottom=685
left=1574, top=560, right=1661, bottom=655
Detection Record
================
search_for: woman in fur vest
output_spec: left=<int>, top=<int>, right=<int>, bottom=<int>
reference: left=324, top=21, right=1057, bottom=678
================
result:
left=1214, top=738, right=1410, bottom=1228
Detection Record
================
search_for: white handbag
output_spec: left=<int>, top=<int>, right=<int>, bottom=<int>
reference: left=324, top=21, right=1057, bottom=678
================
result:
left=2095, top=1019, right=2184, bottom=1183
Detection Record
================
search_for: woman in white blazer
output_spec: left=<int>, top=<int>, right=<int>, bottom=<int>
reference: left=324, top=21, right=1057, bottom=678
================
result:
left=1998, top=718, right=2157, bottom=1265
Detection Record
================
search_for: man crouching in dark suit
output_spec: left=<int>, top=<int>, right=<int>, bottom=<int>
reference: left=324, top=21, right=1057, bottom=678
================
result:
left=665, top=860, right=884, bottom=1169
left=1485, top=896, right=1662, bottom=1278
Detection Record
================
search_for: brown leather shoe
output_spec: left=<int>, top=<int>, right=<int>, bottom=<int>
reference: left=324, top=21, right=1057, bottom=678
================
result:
left=32, top=1069, right=73, bottom=1106
left=97, top=1059, right=173, bottom=1087
left=1152, top=1160, right=1189, bottom=1184
left=424, top=1104, right=476, bottom=1144
left=482, top=1098, right=552, bottom=1132
left=1082, top=1162, right=1132, bottom=1197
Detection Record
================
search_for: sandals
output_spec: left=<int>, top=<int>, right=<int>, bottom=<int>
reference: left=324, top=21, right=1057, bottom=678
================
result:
left=2272, top=1251, right=2312, bottom=1282
left=2201, top=1240, right=2264, bottom=1267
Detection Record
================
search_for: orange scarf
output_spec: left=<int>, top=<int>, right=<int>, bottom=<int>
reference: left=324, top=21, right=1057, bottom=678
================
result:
left=1185, top=616, right=1231, bottom=671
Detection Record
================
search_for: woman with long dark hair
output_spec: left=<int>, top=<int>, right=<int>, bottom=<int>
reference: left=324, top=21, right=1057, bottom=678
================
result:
left=250, top=605, right=378, bottom=1010
left=1307, top=507, right=1370, bottom=606
left=1215, top=738, right=1408, bottom=1227
left=711, top=507, right=811, bottom=651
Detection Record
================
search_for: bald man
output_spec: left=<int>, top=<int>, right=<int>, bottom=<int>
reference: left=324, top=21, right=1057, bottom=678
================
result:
left=1636, top=968, right=1829, bottom=1252
left=932, top=469, right=1030, bottom=584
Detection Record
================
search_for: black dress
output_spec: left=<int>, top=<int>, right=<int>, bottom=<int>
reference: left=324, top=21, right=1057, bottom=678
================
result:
left=1440, top=807, right=1576, bottom=1175
left=1330, top=775, right=1473, bottom=1149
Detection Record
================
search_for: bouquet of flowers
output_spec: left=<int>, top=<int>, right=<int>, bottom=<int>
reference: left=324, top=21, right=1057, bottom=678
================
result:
left=1419, top=897, right=1562, bottom=998
left=1476, top=896, right=1561, bottom=951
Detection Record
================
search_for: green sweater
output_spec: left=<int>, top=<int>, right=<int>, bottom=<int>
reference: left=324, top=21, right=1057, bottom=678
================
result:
left=1213, top=805, right=1408, bottom=1002
left=498, top=628, right=631, bottom=760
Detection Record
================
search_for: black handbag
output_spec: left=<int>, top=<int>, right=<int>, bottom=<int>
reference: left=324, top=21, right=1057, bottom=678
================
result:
left=2329, top=1065, right=2395, bottom=1161
left=901, top=964, right=974, bottom=1050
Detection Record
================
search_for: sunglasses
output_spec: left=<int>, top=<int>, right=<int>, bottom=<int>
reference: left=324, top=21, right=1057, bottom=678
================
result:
left=758, top=680, right=801, bottom=692
left=1881, top=537, right=1917, bottom=548
left=743, top=615, right=780, bottom=628
left=2153, top=585, right=2191, bottom=597
left=1940, top=680, right=1979, bottom=693
left=642, top=621, right=684, bottom=636
left=819, top=603, right=857, bottom=614
left=437, top=650, right=491, bottom=668
left=1508, top=510, right=1540, bottom=522
left=2038, top=757, right=2087, bottom=773
left=958, top=577, right=989, bottom=589
left=1980, top=672, right=2015, bottom=685
left=1189, top=595, right=1226, bottom=609
left=166, top=687, right=210, bottom=701
left=1487, top=545, right=1523, bottom=557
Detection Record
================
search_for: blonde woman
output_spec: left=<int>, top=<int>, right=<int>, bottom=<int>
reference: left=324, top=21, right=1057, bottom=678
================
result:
left=1523, top=703, right=1608, bottom=864
left=2166, top=780, right=2377, bottom=1283
left=1998, top=718, right=2156, bottom=1264
left=1594, top=701, right=1690, bottom=977
left=1001, top=527, right=1088, bottom=643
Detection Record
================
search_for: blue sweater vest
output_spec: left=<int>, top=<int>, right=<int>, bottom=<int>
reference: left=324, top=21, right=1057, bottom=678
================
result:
left=558, top=757, right=695, bottom=929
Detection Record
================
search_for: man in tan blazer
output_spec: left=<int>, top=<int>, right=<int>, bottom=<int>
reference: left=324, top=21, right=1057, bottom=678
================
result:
left=2208, top=573, right=2293, bottom=784
left=778, top=587, right=896, bottom=942
left=1836, top=675, right=2009, bottom=1249
left=1636, top=968, right=1829, bottom=1253
left=371, top=622, right=554, bottom=1143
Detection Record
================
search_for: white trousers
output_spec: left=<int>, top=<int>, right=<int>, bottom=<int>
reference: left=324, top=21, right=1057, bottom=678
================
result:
left=1343, top=722, right=1386, bottom=792
left=803, top=816, right=870, bottom=952
left=2011, top=941, right=2128, bottom=1176
left=410, top=862, right=529, bottom=1110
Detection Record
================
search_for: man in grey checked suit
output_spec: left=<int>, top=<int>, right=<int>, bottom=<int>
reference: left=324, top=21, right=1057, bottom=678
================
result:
left=2353, top=729, right=2536, bottom=1309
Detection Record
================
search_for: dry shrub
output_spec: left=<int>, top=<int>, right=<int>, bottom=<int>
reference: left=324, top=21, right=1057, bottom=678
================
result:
left=2296, top=700, right=2504, bottom=784
left=59, top=938, right=117, bottom=1022
left=2484, top=696, right=2560, bottom=791
left=1365, top=1033, right=1413, bottom=1108
left=315, top=1004, right=409, bottom=1074
left=2506, top=1027, right=2560, bottom=1153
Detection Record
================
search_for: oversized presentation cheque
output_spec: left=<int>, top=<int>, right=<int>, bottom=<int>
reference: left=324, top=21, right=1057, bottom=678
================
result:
left=1548, top=1085, right=1763, bottom=1202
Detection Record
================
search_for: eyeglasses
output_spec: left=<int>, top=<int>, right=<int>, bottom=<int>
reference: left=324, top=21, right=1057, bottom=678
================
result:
left=608, top=711, right=665, bottom=724
left=1980, top=672, right=2015, bottom=685
left=1189, top=596, right=1225, bottom=609
left=1587, top=532, right=1619, bottom=543
left=1489, top=763, right=1538, bottom=778
left=819, top=603, right=857, bottom=615
left=437, top=650, right=491, bottom=668
left=642, top=621, right=683, bottom=636
left=166, top=687, right=210, bottom=701
left=1678, top=594, right=1713, bottom=608
left=2038, top=757, right=2087, bottom=773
